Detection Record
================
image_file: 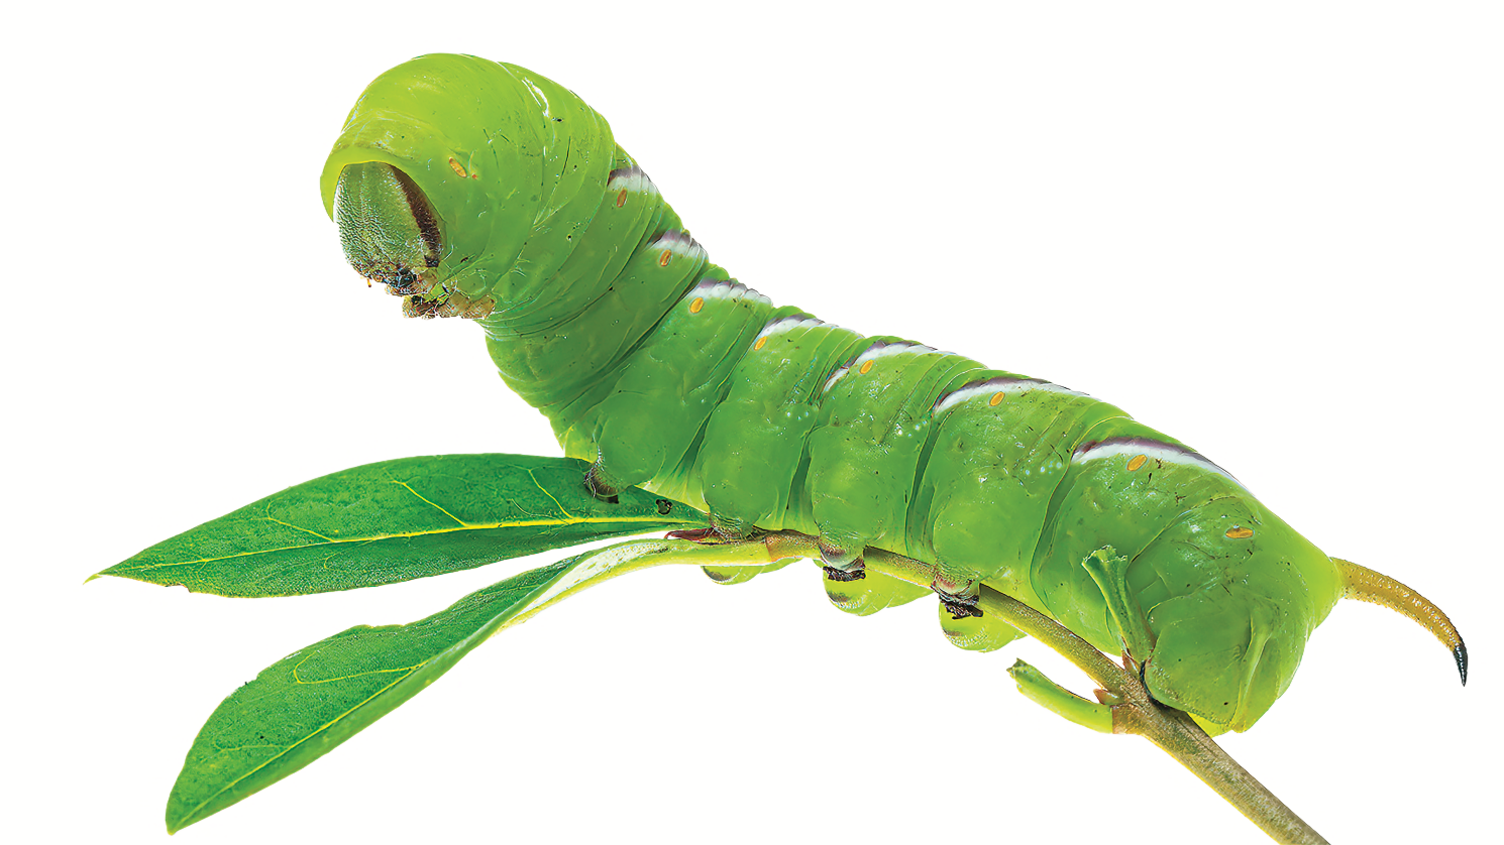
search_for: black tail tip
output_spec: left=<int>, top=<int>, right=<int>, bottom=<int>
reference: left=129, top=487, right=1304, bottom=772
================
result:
left=1454, top=643, right=1468, bottom=687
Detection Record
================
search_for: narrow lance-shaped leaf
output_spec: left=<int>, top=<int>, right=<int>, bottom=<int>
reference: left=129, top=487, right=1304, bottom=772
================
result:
left=93, top=453, right=706, bottom=597
left=165, top=536, right=783, bottom=833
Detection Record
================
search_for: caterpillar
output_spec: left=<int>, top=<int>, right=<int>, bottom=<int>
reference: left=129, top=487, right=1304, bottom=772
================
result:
left=323, top=49, right=1463, bottom=744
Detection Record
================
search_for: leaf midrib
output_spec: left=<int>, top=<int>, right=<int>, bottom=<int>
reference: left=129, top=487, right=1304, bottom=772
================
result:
left=115, top=514, right=676, bottom=573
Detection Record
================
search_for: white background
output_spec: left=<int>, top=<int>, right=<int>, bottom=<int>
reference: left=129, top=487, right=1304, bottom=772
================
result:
left=5, top=2, right=1500, bottom=844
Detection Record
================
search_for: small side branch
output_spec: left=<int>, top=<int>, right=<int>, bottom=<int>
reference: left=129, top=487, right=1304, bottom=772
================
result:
left=970, top=584, right=1328, bottom=845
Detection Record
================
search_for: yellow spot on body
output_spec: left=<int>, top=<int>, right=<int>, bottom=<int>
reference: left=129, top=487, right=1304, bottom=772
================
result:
left=659, top=250, right=672, bottom=267
left=689, top=297, right=704, bottom=314
left=859, top=360, right=874, bottom=375
left=616, top=188, right=628, bottom=208
left=1127, top=454, right=1147, bottom=471
left=448, top=158, right=467, bottom=178
left=989, top=391, right=1005, bottom=407
left=1226, top=527, right=1254, bottom=539
left=753, top=337, right=767, bottom=351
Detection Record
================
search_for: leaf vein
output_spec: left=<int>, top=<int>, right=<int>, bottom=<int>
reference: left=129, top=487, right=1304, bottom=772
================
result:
left=262, top=517, right=334, bottom=542
left=388, top=479, right=468, bottom=526
left=174, top=663, right=432, bottom=828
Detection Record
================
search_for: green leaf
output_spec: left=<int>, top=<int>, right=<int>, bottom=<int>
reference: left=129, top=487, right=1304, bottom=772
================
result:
left=164, top=534, right=772, bottom=833
left=164, top=557, right=570, bottom=833
left=94, top=453, right=706, bottom=596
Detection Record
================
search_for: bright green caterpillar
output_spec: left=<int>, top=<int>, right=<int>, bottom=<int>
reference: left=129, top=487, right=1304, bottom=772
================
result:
left=321, top=53, right=1464, bottom=735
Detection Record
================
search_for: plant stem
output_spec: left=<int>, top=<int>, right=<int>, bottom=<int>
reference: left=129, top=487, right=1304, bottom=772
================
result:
left=756, top=532, right=1330, bottom=845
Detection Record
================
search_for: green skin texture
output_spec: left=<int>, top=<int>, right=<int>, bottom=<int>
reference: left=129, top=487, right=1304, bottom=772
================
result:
left=321, top=54, right=1344, bottom=734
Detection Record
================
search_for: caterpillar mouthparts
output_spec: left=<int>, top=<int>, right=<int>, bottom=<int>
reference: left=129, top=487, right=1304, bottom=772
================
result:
left=401, top=287, right=495, bottom=320
left=354, top=265, right=493, bottom=320
left=362, top=265, right=434, bottom=297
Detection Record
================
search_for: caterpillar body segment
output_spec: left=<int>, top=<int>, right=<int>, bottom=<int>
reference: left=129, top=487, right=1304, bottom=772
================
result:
left=697, top=313, right=861, bottom=537
left=920, top=376, right=1130, bottom=603
left=323, top=54, right=1465, bottom=734
left=578, top=276, right=775, bottom=498
left=481, top=167, right=688, bottom=412
left=810, top=341, right=984, bottom=563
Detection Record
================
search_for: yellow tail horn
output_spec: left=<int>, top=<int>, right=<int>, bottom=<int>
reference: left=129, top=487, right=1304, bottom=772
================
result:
left=1333, top=558, right=1467, bottom=685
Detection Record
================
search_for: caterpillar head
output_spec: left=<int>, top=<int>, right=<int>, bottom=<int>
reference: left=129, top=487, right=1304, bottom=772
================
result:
left=333, top=162, right=474, bottom=316
left=320, top=54, right=615, bottom=322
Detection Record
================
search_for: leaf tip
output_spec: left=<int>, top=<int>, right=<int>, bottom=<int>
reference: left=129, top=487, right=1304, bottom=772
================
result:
left=165, top=795, right=196, bottom=835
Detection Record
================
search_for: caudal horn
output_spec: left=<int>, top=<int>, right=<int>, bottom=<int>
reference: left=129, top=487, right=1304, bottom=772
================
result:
left=1333, top=558, right=1467, bottom=685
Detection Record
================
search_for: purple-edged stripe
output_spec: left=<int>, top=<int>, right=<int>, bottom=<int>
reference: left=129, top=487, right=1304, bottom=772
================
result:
left=683, top=277, right=772, bottom=304
left=650, top=229, right=701, bottom=252
left=821, top=340, right=945, bottom=395
left=1071, top=436, right=1245, bottom=488
left=607, top=166, right=658, bottom=194
left=932, top=376, right=1089, bottom=415
left=755, top=315, right=842, bottom=341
